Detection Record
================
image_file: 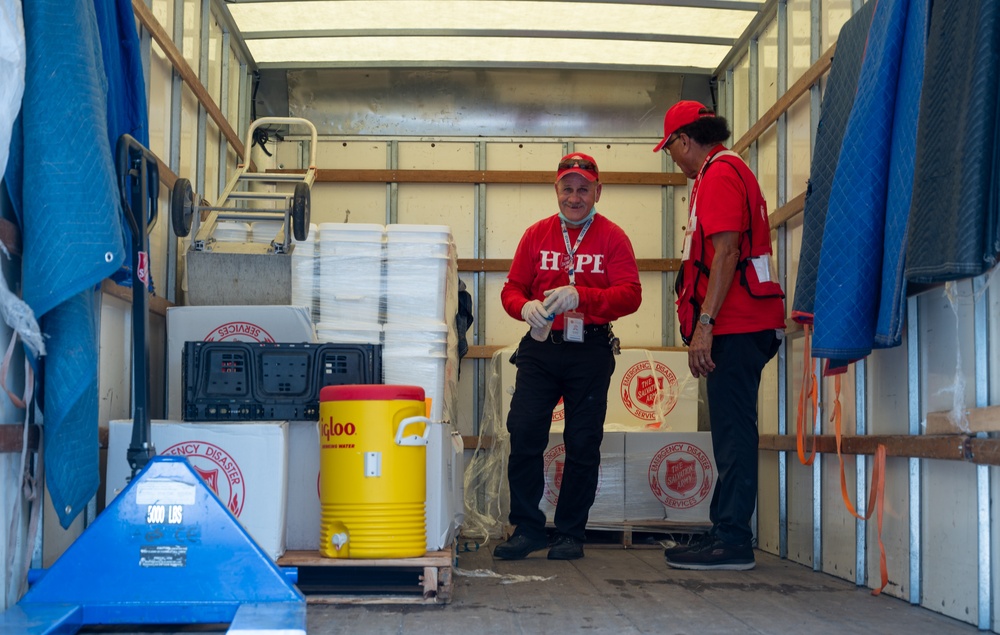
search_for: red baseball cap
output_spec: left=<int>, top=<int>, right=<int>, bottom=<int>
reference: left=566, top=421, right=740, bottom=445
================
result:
left=555, top=152, right=599, bottom=182
left=653, top=100, right=715, bottom=152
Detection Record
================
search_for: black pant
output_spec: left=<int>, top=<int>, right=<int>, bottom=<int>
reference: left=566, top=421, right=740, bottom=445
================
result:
left=506, top=330, right=615, bottom=541
left=706, top=330, right=782, bottom=546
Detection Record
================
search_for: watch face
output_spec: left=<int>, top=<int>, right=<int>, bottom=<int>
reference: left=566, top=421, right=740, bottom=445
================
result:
left=700, top=314, right=711, bottom=325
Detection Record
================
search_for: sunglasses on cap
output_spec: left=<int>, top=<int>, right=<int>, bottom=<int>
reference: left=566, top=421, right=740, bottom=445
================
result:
left=557, top=158, right=597, bottom=172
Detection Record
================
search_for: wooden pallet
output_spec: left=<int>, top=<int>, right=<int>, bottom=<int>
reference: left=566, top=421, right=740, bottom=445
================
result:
left=559, top=520, right=711, bottom=549
left=277, top=549, right=454, bottom=605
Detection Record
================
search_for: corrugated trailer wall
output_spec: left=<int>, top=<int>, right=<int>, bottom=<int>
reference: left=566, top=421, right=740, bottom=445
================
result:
left=3, top=0, right=998, bottom=632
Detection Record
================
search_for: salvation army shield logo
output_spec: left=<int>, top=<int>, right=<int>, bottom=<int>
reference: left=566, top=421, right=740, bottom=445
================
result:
left=648, top=442, right=713, bottom=510
left=620, top=361, right=679, bottom=422
left=194, top=465, right=219, bottom=493
left=635, top=374, right=662, bottom=408
left=160, top=440, right=246, bottom=516
left=543, top=443, right=601, bottom=506
left=664, top=458, right=697, bottom=495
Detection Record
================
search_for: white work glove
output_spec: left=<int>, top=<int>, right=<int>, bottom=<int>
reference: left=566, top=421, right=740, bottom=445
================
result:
left=521, top=300, right=552, bottom=329
left=542, top=285, right=579, bottom=316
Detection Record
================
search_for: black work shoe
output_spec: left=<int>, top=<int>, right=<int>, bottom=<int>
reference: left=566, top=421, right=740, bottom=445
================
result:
left=663, top=532, right=715, bottom=558
left=664, top=537, right=755, bottom=570
left=547, top=535, right=584, bottom=560
left=493, top=534, right=548, bottom=560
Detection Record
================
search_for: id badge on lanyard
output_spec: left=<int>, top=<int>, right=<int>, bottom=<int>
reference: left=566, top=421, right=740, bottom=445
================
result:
left=681, top=214, right=697, bottom=262
left=560, top=218, right=591, bottom=343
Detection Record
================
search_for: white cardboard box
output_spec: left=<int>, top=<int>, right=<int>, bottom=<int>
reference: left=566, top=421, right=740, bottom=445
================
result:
left=285, top=420, right=322, bottom=551
left=498, top=347, right=699, bottom=432
left=426, top=422, right=466, bottom=551
left=106, top=420, right=289, bottom=560
left=538, top=431, right=625, bottom=525
left=285, top=420, right=465, bottom=553
left=166, top=305, right=316, bottom=420
left=624, top=431, right=716, bottom=523
left=606, top=350, right=699, bottom=431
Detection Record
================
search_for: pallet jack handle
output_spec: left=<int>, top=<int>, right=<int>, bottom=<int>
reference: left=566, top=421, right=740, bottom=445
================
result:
left=115, top=134, right=159, bottom=478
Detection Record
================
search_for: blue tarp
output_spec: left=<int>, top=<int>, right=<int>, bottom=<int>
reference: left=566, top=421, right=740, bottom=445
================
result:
left=4, top=0, right=147, bottom=528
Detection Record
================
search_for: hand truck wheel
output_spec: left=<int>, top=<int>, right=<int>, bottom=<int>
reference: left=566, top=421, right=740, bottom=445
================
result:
left=292, top=181, right=311, bottom=242
left=171, top=177, right=195, bottom=238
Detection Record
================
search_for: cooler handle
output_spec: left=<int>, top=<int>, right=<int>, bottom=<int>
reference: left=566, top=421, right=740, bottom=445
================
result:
left=395, top=416, right=431, bottom=446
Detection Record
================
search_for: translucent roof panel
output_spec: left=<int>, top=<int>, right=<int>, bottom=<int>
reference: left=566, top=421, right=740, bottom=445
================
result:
left=224, top=0, right=764, bottom=72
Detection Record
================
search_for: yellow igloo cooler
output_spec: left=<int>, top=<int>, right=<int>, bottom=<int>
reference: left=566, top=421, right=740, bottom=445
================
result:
left=318, top=384, right=429, bottom=559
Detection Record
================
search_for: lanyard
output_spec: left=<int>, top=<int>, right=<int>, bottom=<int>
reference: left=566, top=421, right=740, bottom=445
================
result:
left=559, top=216, right=593, bottom=286
left=682, top=147, right=735, bottom=263
left=689, top=146, right=726, bottom=219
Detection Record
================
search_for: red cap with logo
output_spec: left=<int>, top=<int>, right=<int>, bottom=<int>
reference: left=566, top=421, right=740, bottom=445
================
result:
left=555, top=152, right=599, bottom=182
left=653, top=100, right=715, bottom=152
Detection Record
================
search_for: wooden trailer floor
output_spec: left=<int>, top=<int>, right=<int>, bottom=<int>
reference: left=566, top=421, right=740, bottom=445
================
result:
left=81, top=542, right=980, bottom=634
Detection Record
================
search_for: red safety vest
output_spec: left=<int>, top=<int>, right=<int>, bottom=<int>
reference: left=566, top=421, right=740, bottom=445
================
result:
left=675, top=149, right=784, bottom=344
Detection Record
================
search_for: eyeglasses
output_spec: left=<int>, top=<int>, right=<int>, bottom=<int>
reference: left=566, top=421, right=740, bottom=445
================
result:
left=662, top=134, right=683, bottom=150
left=558, top=158, right=597, bottom=172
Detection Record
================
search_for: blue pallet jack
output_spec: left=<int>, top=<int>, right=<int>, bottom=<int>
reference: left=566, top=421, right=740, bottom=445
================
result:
left=0, top=136, right=307, bottom=634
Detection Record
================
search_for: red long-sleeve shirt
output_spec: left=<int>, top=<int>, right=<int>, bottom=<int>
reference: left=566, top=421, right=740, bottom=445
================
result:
left=501, top=214, right=642, bottom=331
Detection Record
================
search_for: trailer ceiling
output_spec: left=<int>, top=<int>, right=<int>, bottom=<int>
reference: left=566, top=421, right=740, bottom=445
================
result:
left=221, top=0, right=765, bottom=73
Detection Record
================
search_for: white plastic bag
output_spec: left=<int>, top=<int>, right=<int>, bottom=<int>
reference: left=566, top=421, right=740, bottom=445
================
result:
left=0, top=0, right=25, bottom=178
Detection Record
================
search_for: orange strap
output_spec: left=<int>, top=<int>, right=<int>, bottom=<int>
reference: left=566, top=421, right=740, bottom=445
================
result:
left=831, top=375, right=888, bottom=595
left=795, top=323, right=818, bottom=465
left=1, top=331, right=32, bottom=410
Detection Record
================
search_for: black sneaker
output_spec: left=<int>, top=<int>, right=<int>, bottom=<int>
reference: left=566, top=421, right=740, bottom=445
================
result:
left=664, top=537, right=755, bottom=570
left=547, top=534, right=584, bottom=560
left=493, top=534, right=548, bottom=560
left=663, top=533, right=714, bottom=558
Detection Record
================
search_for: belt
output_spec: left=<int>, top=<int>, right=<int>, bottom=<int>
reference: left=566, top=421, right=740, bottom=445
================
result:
left=548, top=323, right=611, bottom=344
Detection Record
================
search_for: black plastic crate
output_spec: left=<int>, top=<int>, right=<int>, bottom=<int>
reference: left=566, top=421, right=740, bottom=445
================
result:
left=182, top=341, right=382, bottom=421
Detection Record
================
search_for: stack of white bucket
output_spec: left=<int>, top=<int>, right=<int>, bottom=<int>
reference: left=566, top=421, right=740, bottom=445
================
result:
left=213, top=221, right=251, bottom=243
left=315, top=223, right=384, bottom=346
left=289, top=222, right=453, bottom=423
left=252, top=220, right=284, bottom=246
left=383, top=225, right=452, bottom=423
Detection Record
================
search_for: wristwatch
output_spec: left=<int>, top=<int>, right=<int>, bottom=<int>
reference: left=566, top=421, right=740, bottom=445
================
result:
left=699, top=313, right=715, bottom=326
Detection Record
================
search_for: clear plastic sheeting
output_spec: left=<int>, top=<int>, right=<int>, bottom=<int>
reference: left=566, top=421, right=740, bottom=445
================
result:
left=920, top=279, right=985, bottom=434
left=317, top=223, right=384, bottom=327
left=0, top=0, right=24, bottom=178
left=290, top=223, right=316, bottom=313
left=454, top=567, right=556, bottom=584
left=462, top=349, right=512, bottom=543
